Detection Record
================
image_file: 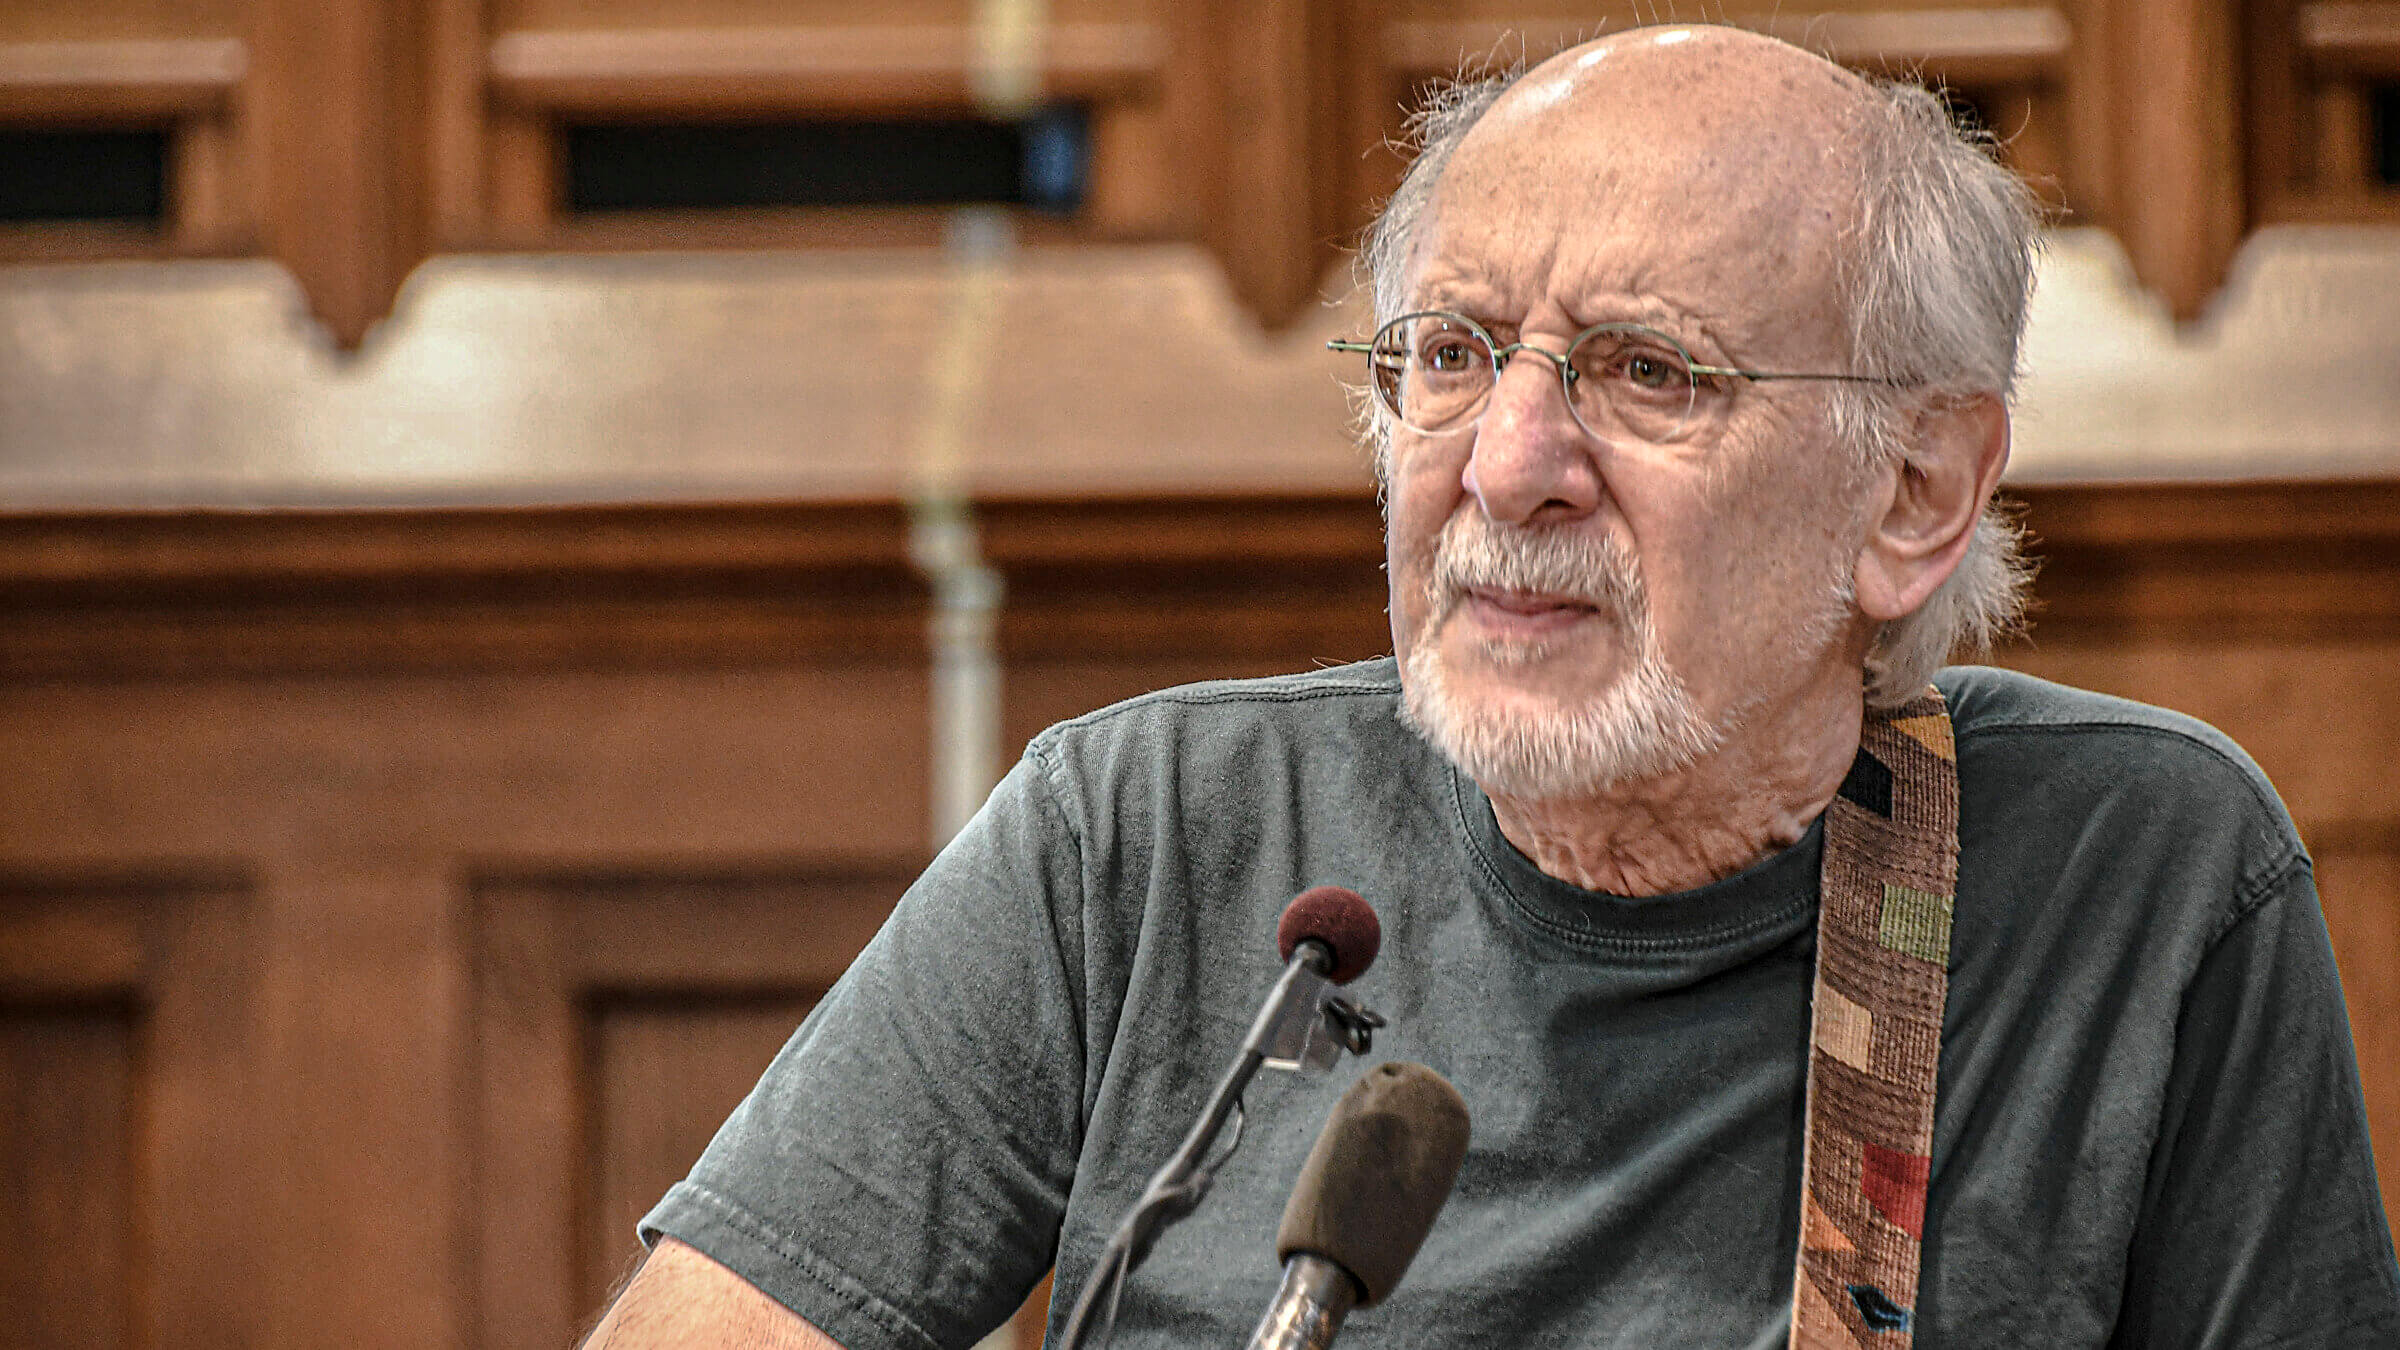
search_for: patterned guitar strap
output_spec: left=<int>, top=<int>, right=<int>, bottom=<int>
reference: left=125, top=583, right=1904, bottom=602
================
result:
left=1788, top=688, right=1959, bottom=1349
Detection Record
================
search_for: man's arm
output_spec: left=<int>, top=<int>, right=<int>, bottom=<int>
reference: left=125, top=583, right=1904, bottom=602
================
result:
left=583, top=1237, right=846, bottom=1350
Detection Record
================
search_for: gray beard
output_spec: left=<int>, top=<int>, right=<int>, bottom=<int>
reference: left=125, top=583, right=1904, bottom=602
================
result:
left=1398, top=515, right=1723, bottom=800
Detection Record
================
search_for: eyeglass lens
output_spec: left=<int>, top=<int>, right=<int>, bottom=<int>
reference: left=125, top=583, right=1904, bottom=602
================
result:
left=1367, top=312, right=1703, bottom=441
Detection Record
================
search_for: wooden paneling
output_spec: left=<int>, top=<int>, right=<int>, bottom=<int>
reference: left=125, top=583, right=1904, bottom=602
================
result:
left=1, top=481, right=2396, bottom=1347
left=588, top=996, right=826, bottom=1310
left=10, top=0, right=2370, bottom=338
left=1, top=1007, right=137, bottom=1350
left=474, top=868, right=909, bottom=1348
left=0, top=502, right=927, bottom=678
left=0, top=501, right=933, bottom=1348
left=0, top=875, right=258, bottom=1350
left=2249, top=1, right=2400, bottom=226
left=0, top=2, right=250, bottom=264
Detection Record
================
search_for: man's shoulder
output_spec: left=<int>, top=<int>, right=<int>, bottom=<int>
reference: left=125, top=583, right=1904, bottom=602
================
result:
left=1936, top=664, right=2304, bottom=874
left=1938, top=665, right=2266, bottom=777
left=1037, top=658, right=1404, bottom=742
left=1017, top=657, right=1437, bottom=850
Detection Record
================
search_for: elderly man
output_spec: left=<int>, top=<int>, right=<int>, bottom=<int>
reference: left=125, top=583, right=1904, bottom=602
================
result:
left=590, top=25, right=2400, bottom=1350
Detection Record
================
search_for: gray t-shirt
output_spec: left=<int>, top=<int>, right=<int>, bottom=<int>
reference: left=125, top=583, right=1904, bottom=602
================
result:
left=641, top=662, right=2400, bottom=1349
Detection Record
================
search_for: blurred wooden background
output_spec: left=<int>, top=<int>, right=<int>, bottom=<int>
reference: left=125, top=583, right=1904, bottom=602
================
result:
left=2, top=3, right=2398, bottom=1349
left=4, top=0, right=2398, bottom=343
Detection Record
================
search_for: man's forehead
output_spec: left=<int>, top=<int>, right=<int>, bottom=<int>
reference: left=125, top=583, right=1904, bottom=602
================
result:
left=1487, top=26, right=1872, bottom=142
left=1413, top=26, right=1868, bottom=330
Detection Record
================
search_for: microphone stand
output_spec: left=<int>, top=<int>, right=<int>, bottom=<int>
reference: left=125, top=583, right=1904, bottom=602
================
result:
left=1053, top=940, right=1382, bottom=1350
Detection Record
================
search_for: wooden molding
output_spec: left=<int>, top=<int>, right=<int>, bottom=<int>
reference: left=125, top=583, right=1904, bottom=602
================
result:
left=981, top=492, right=1393, bottom=661
left=488, top=23, right=1164, bottom=116
left=2008, top=477, right=2400, bottom=638
left=1384, top=8, right=2073, bottom=83
left=0, top=39, right=244, bottom=121
left=1171, top=0, right=1369, bottom=329
left=2301, top=1, right=2400, bottom=75
left=6, top=482, right=2398, bottom=677
left=526, top=203, right=1092, bottom=255
left=0, top=502, right=926, bottom=678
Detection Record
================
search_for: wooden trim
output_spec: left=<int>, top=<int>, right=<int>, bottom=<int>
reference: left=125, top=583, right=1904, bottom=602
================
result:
left=7, top=482, right=2398, bottom=675
left=2258, top=185, right=2400, bottom=222
left=0, top=503, right=927, bottom=677
left=0, top=877, right=262, bottom=1346
left=980, top=493, right=1392, bottom=661
left=2302, top=1, right=2400, bottom=76
left=2012, top=477, right=2400, bottom=548
left=0, top=220, right=175, bottom=261
left=2104, top=0, right=2245, bottom=322
left=0, top=502, right=918, bottom=590
left=2008, top=477, right=2400, bottom=638
left=1384, top=8, right=2072, bottom=84
left=525, top=203, right=1096, bottom=254
left=8, top=484, right=2396, bottom=580
left=977, top=492, right=1384, bottom=569
left=428, top=0, right=492, bottom=243
left=487, top=23, right=1164, bottom=117
left=0, top=39, right=244, bottom=121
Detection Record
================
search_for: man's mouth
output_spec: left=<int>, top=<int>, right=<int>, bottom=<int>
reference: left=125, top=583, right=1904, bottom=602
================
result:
left=1461, top=585, right=1599, bottom=616
left=1451, top=585, right=1606, bottom=637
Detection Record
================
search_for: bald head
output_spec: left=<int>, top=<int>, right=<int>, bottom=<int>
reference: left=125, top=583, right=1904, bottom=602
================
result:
left=1413, top=27, right=1885, bottom=373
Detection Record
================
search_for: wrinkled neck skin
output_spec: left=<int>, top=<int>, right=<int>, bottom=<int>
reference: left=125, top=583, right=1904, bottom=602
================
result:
left=1484, top=668, right=1867, bottom=897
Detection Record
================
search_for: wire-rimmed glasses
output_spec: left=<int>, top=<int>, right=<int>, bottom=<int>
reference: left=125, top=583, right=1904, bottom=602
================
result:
left=1328, top=310, right=1899, bottom=443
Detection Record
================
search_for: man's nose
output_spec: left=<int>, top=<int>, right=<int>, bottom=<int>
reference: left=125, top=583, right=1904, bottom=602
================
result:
left=1462, top=347, right=1604, bottom=525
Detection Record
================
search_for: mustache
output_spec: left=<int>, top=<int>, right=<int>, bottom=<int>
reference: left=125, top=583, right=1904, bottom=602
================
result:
left=1428, top=516, right=1646, bottom=620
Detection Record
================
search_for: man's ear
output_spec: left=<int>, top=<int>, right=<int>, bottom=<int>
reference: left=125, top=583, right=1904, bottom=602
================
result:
left=1854, top=394, right=2010, bottom=622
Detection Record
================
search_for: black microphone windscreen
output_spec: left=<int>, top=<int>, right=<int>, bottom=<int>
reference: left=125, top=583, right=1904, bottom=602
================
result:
left=1274, top=1062, right=1470, bottom=1307
left=1275, top=886, right=1380, bottom=985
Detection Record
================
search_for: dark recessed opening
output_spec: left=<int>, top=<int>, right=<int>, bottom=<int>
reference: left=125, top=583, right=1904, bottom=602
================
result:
left=0, top=128, right=167, bottom=223
left=2373, top=84, right=2400, bottom=188
left=565, top=107, right=1088, bottom=214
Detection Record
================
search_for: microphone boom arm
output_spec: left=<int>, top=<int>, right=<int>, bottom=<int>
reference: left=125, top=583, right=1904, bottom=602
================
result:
left=1056, top=939, right=1365, bottom=1350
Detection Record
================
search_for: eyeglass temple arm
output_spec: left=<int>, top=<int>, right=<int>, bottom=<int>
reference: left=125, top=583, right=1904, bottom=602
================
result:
left=1695, top=363, right=1904, bottom=386
left=1326, top=340, right=1374, bottom=353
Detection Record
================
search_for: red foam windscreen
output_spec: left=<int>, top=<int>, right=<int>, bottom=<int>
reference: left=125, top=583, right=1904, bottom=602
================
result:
left=1276, top=885, right=1381, bottom=985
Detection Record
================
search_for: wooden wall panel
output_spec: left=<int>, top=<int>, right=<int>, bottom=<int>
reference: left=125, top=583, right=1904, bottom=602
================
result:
left=0, top=1006, right=137, bottom=1350
left=0, top=876, right=259, bottom=1350
left=0, top=502, right=932, bottom=1349
left=475, top=869, right=908, bottom=1349
left=1, top=482, right=2396, bottom=1347
left=2248, top=0, right=2400, bottom=226
left=588, top=995, right=826, bottom=1312
left=6, top=0, right=2384, bottom=337
left=980, top=493, right=1391, bottom=752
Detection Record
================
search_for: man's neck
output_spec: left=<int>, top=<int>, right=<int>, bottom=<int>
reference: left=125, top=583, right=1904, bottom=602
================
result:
left=1484, top=679, right=1866, bottom=897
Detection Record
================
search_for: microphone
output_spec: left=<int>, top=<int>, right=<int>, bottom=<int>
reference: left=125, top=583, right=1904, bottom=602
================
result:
left=1245, top=1062, right=1471, bottom=1350
left=1257, top=886, right=1383, bottom=1072
left=1278, top=884, right=1381, bottom=984
left=1055, top=886, right=1384, bottom=1350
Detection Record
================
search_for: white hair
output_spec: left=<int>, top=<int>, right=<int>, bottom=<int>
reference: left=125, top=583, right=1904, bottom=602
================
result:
left=1358, top=54, right=2041, bottom=707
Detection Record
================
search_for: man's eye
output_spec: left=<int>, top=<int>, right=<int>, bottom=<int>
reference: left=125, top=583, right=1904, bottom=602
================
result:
left=1423, top=339, right=1478, bottom=372
left=1624, top=353, right=1683, bottom=389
